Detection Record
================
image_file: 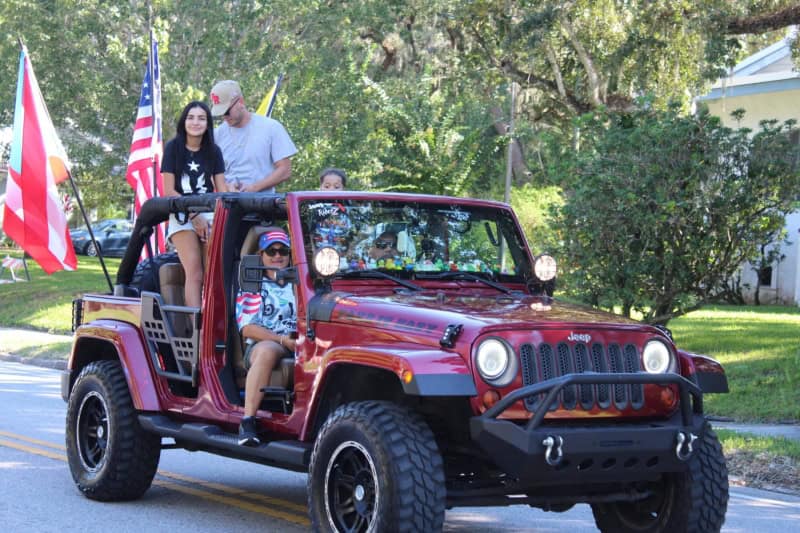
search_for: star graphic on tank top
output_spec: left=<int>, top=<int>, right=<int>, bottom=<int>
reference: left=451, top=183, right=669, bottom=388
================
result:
left=188, top=160, right=200, bottom=172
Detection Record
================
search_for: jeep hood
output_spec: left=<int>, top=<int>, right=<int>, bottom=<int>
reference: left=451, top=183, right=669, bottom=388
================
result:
left=328, top=291, right=642, bottom=334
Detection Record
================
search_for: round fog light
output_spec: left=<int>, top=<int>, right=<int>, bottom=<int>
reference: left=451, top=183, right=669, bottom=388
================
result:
left=313, top=247, right=340, bottom=277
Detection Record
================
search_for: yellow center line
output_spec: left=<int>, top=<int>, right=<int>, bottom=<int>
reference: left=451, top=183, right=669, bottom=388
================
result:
left=0, top=429, right=66, bottom=450
left=159, top=470, right=309, bottom=514
left=0, top=438, right=66, bottom=461
left=0, top=430, right=310, bottom=525
left=153, top=479, right=310, bottom=525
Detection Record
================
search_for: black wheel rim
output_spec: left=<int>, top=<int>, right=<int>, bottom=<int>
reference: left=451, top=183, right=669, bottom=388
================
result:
left=324, top=441, right=378, bottom=533
left=76, top=391, right=110, bottom=472
left=612, top=477, right=677, bottom=530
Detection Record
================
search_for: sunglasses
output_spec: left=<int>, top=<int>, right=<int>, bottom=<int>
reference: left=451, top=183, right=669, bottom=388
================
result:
left=373, top=239, right=396, bottom=249
left=223, top=97, right=240, bottom=117
left=263, top=246, right=290, bottom=257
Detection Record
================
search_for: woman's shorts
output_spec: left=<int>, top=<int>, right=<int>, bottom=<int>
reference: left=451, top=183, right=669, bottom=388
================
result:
left=243, top=340, right=293, bottom=370
left=167, top=212, right=213, bottom=241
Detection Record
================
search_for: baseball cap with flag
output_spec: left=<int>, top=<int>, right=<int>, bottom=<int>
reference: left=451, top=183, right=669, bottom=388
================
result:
left=259, top=228, right=290, bottom=252
left=210, top=80, right=242, bottom=117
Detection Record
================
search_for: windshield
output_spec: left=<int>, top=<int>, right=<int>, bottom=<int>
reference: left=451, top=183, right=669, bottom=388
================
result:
left=300, top=199, right=531, bottom=283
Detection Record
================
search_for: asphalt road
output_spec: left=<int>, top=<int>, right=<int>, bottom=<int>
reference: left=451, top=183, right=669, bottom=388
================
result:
left=1, top=360, right=798, bottom=532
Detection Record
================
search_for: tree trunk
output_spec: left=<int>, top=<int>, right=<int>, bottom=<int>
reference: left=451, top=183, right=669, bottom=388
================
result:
left=490, top=106, right=531, bottom=184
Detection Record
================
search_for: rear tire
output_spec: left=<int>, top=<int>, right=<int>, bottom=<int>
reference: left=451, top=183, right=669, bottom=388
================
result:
left=130, top=251, right=180, bottom=295
left=65, top=360, right=161, bottom=501
left=591, top=423, right=728, bottom=532
left=308, top=401, right=446, bottom=532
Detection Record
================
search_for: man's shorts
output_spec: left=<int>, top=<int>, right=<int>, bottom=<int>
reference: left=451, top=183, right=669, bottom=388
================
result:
left=243, top=340, right=293, bottom=370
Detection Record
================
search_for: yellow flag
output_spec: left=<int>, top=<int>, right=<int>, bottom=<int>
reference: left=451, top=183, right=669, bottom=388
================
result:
left=255, top=73, right=283, bottom=117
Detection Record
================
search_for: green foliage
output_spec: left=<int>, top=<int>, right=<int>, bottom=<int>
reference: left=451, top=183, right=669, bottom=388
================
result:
left=510, top=184, right=563, bottom=254
left=549, top=105, right=800, bottom=323
left=0, top=0, right=798, bottom=213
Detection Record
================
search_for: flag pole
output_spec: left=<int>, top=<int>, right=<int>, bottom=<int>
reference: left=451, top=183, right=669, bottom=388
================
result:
left=148, top=26, right=160, bottom=255
left=66, top=171, right=113, bottom=292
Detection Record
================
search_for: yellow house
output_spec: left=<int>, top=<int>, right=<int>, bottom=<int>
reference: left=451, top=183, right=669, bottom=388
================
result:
left=697, top=30, right=800, bottom=306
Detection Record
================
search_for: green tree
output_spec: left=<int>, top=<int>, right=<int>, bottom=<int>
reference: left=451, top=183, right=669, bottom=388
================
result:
left=550, top=105, right=800, bottom=324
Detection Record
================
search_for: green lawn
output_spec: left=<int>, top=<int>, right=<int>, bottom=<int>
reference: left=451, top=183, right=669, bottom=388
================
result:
left=670, top=305, right=800, bottom=422
left=0, top=250, right=119, bottom=333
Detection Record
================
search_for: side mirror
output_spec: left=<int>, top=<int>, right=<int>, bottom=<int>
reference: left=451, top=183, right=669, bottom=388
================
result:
left=239, top=254, right=265, bottom=293
left=275, top=267, right=298, bottom=287
left=239, top=255, right=298, bottom=293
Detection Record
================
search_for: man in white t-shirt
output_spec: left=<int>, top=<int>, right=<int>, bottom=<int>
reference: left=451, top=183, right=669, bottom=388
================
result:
left=209, top=80, right=298, bottom=193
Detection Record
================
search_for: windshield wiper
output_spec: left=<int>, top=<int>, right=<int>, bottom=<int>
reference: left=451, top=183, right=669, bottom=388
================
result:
left=415, top=271, right=512, bottom=294
left=336, top=270, right=423, bottom=291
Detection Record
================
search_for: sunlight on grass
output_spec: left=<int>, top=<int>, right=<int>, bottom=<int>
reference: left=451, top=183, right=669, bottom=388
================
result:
left=672, top=306, right=800, bottom=422
left=0, top=252, right=119, bottom=334
left=12, top=342, right=73, bottom=361
left=717, top=429, right=800, bottom=460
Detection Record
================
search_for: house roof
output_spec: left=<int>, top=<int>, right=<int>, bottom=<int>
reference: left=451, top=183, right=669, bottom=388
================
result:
left=697, top=28, right=799, bottom=101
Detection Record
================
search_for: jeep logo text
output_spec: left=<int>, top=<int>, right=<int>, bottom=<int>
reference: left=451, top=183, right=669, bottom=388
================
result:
left=567, top=332, right=591, bottom=343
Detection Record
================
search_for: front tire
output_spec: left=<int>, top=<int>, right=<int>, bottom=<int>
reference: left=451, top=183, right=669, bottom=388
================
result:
left=85, top=242, right=99, bottom=257
left=308, top=401, right=446, bottom=532
left=591, top=423, right=729, bottom=532
left=65, top=360, right=161, bottom=501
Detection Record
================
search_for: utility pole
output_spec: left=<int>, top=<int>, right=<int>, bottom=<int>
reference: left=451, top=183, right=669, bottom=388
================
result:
left=500, top=81, right=516, bottom=272
left=504, top=82, right=516, bottom=204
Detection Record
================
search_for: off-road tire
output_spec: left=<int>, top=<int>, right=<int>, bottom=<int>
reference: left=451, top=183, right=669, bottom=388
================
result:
left=308, top=401, right=446, bottom=532
left=591, top=422, right=729, bottom=532
left=65, top=360, right=161, bottom=501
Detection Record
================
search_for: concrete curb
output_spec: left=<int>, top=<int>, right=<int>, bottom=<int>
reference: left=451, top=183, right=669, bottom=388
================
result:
left=0, top=352, right=67, bottom=371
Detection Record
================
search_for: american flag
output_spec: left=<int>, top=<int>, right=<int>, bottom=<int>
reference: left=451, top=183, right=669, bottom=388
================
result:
left=125, top=34, right=165, bottom=258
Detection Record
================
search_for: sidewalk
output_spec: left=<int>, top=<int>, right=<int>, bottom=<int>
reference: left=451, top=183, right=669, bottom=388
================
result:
left=710, top=420, right=800, bottom=442
left=0, top=326, right=72, bottom=370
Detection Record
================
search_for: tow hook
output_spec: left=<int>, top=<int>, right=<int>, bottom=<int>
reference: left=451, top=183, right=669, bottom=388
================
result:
left=675, top=431, right=698, bottom=461
left=542, top=435, right=564, bottom=466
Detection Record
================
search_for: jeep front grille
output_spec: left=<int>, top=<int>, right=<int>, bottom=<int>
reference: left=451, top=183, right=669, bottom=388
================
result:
left=520, top=342, right=644, bottom=412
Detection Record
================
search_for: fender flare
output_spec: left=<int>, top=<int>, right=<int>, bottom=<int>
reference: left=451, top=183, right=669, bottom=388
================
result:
left=678, top=349, right=729, bottom=394
left=67, top=320, right=161, bottom=410
left=300, top=344, right=476, bottom=439
left=323, top=345, right=476, bottom=396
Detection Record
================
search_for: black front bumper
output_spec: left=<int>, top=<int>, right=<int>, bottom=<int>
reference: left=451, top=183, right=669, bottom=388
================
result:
left=469, top=372, right=706, bottom=484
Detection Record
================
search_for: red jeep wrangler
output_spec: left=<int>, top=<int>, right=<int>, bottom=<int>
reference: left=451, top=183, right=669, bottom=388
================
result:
left=62, top=191, right=729, bottom=532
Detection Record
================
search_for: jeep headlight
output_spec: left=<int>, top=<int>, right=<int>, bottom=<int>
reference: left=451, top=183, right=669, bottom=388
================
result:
left=642, top=339, right=674, bottom=374
left=476, top=338, right=517, bottom=387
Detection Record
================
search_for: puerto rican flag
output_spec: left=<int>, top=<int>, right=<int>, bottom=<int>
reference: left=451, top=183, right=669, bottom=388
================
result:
left=236, top=292, right=262, bottom=330
left=2, top=46, right=77, bottom=274
left=125, top=34, right=166, bottom=258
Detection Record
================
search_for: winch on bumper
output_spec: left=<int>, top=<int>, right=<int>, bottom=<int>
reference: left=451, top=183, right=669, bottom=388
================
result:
left=469, top=373, right=706, bottom=484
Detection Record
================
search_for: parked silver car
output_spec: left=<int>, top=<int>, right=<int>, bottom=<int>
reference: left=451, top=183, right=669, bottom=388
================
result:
left=70, top=219, right=133, bottom=257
